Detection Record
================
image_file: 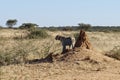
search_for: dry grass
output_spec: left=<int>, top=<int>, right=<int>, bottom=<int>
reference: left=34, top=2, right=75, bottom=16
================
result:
left=86, top=32, right=120, bottom=53
left=0, top=29, right=120, bottom=80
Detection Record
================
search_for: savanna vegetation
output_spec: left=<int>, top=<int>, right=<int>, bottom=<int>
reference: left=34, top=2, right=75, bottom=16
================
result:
left=0, top=19, right=120, bottom=80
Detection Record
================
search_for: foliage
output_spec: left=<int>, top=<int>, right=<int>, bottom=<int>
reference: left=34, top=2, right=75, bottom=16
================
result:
left=6, top=19, right=17, bottom=28
left=28, top=29, right=49, bottom=39
left=106, top=46, right=120, bottom=60
left=19, top=23, right=38, bottom=30
left=40, top=41, right=54, bottom=58
left=0, top=40, right=39, bottom=66
left=90, top=27, right=120, bottom=32
left=62, top=27, right=73, bottom=31
left=78, top=23, right=91, bottom=31
left=47, top=27, right=59, bottom=31
left=40, top=40, right=61, bottom=58
left=0, top=39, right=58, bottom=66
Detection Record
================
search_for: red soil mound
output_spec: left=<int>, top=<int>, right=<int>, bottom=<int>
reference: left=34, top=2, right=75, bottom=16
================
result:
left=74, top=30, right=92, bottom=49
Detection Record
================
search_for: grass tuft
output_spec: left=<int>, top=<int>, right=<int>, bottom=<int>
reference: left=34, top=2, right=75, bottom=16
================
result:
left=106, top=46, right=120, bottom=60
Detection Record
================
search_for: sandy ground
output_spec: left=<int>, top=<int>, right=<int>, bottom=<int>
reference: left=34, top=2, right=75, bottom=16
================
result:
left=1, top=48, right=120, bottom=80
left=1, top=60, right=120, bottom=80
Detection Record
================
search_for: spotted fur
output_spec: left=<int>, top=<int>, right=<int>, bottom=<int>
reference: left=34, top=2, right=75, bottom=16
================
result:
left=55, top=35, right=73, bottom=53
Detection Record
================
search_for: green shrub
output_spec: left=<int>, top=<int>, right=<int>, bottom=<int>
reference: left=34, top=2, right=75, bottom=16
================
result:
left=19, top=23, right=38, bottom=30
left=78, top=23, right=91, bottom=31
left=47, top=27, right=59, bottom=31
left=28, top=29, right=49, bottom=39
left=106, top=46, right=120, bottom=60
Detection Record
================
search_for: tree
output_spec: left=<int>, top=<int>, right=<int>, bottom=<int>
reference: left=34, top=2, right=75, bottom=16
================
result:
left=6, top=19, right=17, bottom=28
left=19, top=23, right=38, bottom=29
left=78, top=23, right=91, bottom=31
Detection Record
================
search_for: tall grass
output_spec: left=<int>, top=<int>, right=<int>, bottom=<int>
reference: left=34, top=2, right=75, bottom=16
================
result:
left=106, top=46, right=120, bottom=60
left=0, top=40, right=39, bottom=66
left=0, top=38, right=60, bottom=66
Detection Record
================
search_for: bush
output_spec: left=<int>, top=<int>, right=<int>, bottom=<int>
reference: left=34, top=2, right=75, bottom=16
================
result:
left=0, top=40, right=39, bottom=66
left=0, top=52, right=14, bottom=65
left=19, top=23, right=38, bottom=30
left=78, top=23, right=91, bottom=31
left=28, top=29, right=49, bottom=39
left=106, top=46, right=120, bottom=60
left=47, top=27, right=59, bottom=31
